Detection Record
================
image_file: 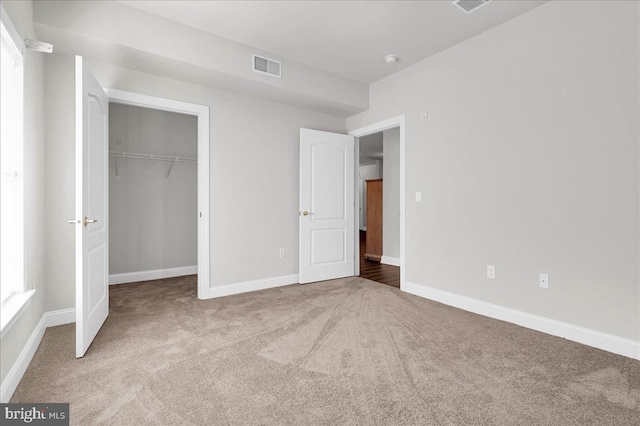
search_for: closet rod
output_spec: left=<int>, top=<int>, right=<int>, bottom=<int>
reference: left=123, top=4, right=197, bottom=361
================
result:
left=109, top=151, right=197, bottom=163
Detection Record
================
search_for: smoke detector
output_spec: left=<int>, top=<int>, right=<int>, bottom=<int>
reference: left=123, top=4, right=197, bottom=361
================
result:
left=454, top=0, right=492, bottom=14
left=385, top=54, right=398, bottom=64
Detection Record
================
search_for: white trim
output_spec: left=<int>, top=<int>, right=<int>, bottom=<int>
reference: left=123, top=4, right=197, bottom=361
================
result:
left=0, top=4, right=25, bottom=55
left=207, top=274, right=299, bottom=299
left=0, top=290, right=35, bottom=339
left=44, top=308, right=75, bottom=327
left=0, top=316, right=44, bottom=403
left=381, top=256, right=401, bottom=267
left=109, top=266, right=198, bottom=285
left=404, top=281, right=640, bottom=360
left=104, top=89, right=210, bottom=300
left=349, top=115, right=406, bottom=289
left=0, top=307, right=75, bottom=403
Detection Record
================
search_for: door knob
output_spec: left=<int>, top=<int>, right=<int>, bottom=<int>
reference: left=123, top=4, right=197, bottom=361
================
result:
left=83, top=217, right=98, bottom=226
left=301, top=211, right=314, bottom=216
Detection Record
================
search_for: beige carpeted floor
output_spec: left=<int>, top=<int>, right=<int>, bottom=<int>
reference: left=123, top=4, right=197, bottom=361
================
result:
left=11, top=276, right=640, bottom=425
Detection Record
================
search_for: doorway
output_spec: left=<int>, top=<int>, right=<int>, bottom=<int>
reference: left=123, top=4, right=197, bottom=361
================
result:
left=105, top=89, right=210, bottom=299
left=357, top=129, right=400, bottom=288
left=108, top=103, right=198, bottom=287
left=350, top=116, right=406, bottom=290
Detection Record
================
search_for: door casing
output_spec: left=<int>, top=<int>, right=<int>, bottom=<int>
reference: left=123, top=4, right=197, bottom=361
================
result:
left=104, top=89, right=210, bottom=299
left=349, top=116, right=406, bottom=290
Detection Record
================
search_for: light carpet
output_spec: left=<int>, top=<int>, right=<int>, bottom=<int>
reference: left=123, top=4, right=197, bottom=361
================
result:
left=10, top=276, right=640, bottom=425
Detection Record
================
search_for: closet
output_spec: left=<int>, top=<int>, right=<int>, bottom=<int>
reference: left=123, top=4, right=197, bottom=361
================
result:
left=109, top=103, right=197, bottom=283
left=364, top=178, right=383, bottom=261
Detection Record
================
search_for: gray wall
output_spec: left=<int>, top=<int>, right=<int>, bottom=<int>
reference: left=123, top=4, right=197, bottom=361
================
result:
left=32, top=0, right=368, bottom=117
left=0, top=0, right=46, bottom=385
left=109, top=104, right=197, bottom=274
left=382, top=128, right=400, bottom=260
left=43, top=56, right=347, bottom=311
left=44, top=54, right=75, bottom=312
left=347, top=1, right=640, bottom=341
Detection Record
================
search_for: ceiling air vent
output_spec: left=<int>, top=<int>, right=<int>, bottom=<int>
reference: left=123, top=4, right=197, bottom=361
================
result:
left=253, top=54, right=281, bottom=78
left=453, top=0, right=491, bottom=14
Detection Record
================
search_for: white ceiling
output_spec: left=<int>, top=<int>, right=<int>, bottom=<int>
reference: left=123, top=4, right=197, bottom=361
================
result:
left=121, top=0, right=546, bottom=84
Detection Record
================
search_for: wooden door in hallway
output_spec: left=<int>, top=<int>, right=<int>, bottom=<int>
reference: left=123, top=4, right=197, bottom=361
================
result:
left=364, top=178, right=383, bottom=261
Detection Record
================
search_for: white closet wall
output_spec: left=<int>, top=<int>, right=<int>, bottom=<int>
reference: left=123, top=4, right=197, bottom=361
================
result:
left=109, top=103, right=197, bottom=276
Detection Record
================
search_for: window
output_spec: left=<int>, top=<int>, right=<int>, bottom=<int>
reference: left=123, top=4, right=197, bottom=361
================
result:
left=1, top=7, right=29, bottom=333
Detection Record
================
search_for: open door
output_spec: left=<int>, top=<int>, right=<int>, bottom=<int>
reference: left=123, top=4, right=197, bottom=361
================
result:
left=299, top=128, right=354, bottom=284
left=72, top=56, right=109, bottom=358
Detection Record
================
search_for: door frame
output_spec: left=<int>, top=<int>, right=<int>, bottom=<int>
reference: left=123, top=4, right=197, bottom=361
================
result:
left=104, top=89, right=210, bottom=299
left=349, top=115, right=406, bottom=290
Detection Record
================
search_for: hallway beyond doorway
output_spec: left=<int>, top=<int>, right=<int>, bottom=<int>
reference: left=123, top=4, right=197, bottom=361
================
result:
left=359, top=230, right=399, bottom=288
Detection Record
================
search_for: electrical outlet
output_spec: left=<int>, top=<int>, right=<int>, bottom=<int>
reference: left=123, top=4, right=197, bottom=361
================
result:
left=487, top=265, right=496, bottom=279
left=279, top=248, right=286, bottom=258
left=540, top=273, right=549, bottom=289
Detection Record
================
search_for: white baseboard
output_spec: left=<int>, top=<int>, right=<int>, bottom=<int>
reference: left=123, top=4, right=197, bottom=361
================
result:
left=109, top=265, right=197, bottom=285
left=0, top=307, right=76, bottom=403
left=44, top=308, right=75, bottom=327
left=381, top=256, right=401, bottom=267
left=208, top=274, right=299, bottom=299
left=0, top=316, right=45, bottom=403
left=403, top=281, right=640, bottom=360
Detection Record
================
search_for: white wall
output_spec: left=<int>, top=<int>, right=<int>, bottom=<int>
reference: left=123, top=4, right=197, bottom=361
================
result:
left=0, top=0, right=46, bottom=385
left=382, top=128, right=400, bottom=259
left=109, top=104, right=197, bottom=275
left=347, top=1, right=640, bottom=341
left=359, top=163, right=381, bottom=181
left=43, top=56, right=346, bottom=309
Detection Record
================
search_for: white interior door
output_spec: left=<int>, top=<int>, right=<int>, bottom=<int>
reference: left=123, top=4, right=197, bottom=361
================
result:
left=299, top=128, right=354, bottom=284
left=73, top=56, right=109, bottom=358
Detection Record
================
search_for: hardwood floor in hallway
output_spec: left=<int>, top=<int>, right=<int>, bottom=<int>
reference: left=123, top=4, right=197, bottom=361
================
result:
left=359, top=230, right=400, bottom=288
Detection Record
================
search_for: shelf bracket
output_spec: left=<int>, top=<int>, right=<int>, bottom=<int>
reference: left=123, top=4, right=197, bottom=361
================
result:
left=166, top=161, right=175, bottom=180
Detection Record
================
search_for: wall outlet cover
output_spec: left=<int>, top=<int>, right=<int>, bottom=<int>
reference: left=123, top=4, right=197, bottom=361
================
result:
left=487, top=265, right=496, bottom=279
left=540, top=273, right=549, bottom=289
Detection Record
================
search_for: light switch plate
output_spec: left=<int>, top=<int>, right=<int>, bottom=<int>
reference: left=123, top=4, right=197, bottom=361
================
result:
left=415, top=191, right=422, bottom=202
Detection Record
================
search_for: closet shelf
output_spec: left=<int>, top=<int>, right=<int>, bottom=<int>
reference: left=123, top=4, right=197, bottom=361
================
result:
left=110, top=151, right=196, bottom=180
left=109, top=151, right=197, bottom=163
